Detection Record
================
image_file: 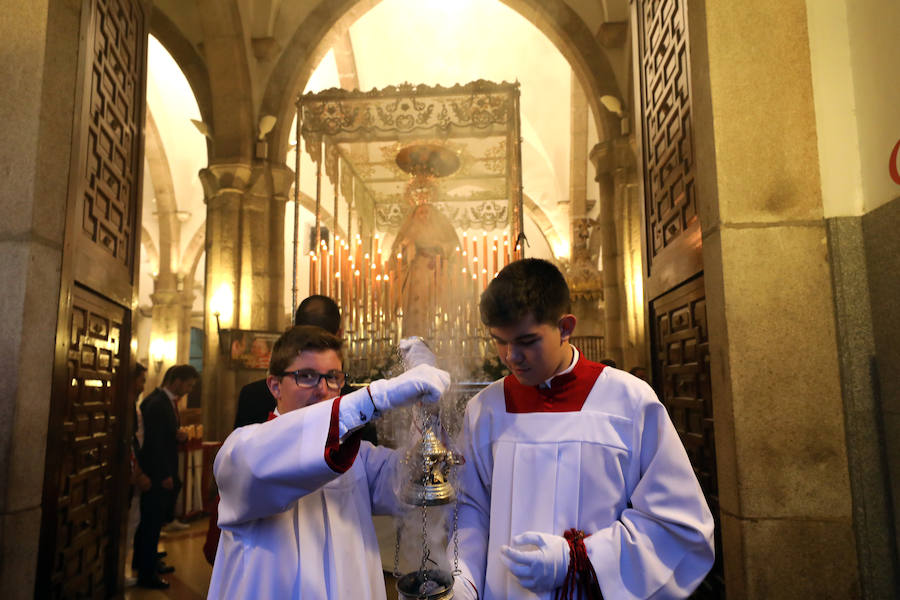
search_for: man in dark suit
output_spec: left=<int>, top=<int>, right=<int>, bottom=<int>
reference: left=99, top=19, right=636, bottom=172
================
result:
left=134, top=364, right=199, bottom=589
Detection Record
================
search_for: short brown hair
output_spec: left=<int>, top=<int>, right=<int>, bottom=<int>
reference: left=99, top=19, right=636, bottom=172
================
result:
left=163, top=364, right=199, bottom=385
left=480, top=258, right=571, bottom=327
left=269, top=325, right=343, bottom=376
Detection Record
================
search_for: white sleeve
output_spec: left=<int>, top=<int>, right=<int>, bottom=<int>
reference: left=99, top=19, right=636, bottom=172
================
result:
left=452, top=402, right=492, bottom=596
left=585, top=398, right=715, bottom=599
left=215, top=399, right=343, bottom=527
left=360, top=443, right=405, bottom=516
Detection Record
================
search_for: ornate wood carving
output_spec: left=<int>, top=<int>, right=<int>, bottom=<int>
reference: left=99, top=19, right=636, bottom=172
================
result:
left=47, top=288, right=126, bottom=599
left=38, top=0, right=146, bottom=596
left=650, top=276, right=724, bottom=598
left=75, top=0, right=146, bottom=305
left=637, top=0, right=699, bottom=276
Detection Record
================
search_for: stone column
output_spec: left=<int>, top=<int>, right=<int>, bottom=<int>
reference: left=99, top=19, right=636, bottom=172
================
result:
left=565, top=74, right=606, bottom=347
left=591, top=138, right=643, bottom=369
left=687, top=0, right=859, bottom=596
left=147, top=280, right=195, bottom=389
left=199, top=162, right=293, bottom=441
left=0, top=1, right=83, bottom=596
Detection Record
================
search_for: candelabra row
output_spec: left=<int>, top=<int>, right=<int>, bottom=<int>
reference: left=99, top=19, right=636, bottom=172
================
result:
left=306, top=229, right=522, bottom=381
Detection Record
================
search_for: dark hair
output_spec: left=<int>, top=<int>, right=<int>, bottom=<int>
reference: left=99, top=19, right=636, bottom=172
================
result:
left=269, top=325, right=343, bottom=376
left=600, top=358, right=618, bottom=368
left=163, top=364, right=199, bottom=385
left=133, top=362, right=148, bottom=379
left=295, top=295, right=342, bottom=334
left=479, top=258, right=571, bottom=327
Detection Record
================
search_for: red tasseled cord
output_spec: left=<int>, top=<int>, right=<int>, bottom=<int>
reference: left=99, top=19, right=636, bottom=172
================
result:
left=555, top=529, right=603, bottom=600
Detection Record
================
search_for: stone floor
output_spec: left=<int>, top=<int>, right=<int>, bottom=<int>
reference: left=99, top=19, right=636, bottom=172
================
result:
left=124, top=518, right=401, bottom=599
left=124, top=520, right=211, bottom=600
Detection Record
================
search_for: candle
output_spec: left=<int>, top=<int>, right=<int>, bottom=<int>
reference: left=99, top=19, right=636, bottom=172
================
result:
left=374, top=274, right=381, bottom=322
left=482, top=233, right=488, bottom=274
left=385, top=273, right=392, bottom=319
left=354, top=268, right=361, bottom=331
left=472, top=272, right=479, bottom=307
left=334, top=242, right=340, bottom=302
left=503, top=235, right=510, bottom=266
left=493, top=237, right=498, bottom=274
left=334, top=271, right=341, bottom=306
left=309, top=252, right=315, bottom=295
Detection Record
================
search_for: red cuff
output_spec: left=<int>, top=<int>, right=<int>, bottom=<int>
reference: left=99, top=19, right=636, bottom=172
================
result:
left=324, top=396, right=361, bottom=473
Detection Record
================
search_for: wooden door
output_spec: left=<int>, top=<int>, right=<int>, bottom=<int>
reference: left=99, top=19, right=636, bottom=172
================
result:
left=635, top=0, right=723, bottom=596
left=649, top=276, right=724, bottom=596
left=36, top=0, right=148, bottom=597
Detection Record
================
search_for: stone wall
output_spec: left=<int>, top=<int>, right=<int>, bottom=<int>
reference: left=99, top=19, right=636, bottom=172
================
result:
left=0, top=1, right=82, bottom=597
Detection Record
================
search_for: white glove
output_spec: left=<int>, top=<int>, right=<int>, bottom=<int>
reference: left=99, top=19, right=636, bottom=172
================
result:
left=368, top=364, right=449, bottom=412
left=499, top=531, right=569, bottom=592
left=338, top=365, right=449, bottom=438
left=398, top=336, right=437, bottom=368
left=452, top=575, right=479, bottom=600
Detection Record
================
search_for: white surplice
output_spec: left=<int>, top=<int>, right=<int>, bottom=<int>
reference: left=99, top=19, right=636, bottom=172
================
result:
left=455, top=356, right=715, bottom=599
left=208, top=398, right=400, bottom=599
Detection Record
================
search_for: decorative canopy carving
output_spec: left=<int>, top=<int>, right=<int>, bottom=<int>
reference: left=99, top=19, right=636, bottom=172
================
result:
left=297, top=80, right=523, bottom=233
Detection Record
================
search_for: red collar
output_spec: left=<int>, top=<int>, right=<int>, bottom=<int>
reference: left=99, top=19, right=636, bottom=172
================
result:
left=503, top=353, right=604, bottom=413
left=267, top=411, right=278, bottom=421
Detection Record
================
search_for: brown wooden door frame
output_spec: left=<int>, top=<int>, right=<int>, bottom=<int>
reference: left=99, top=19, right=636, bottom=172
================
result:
left=36, top=0, right=149, bottom=596
left=633, top=0, right=722, bottom=597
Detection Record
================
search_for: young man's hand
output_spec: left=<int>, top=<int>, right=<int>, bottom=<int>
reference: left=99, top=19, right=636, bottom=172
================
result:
left=398, top=336, right=437, bottom=368
left=337, top=365, right=451, bottom=438
left=368, top=364, right=450, bottom=411
left=500, top=531, right=569, bottom=592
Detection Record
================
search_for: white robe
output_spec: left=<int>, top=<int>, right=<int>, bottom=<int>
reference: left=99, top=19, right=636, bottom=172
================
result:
left=455, top=359, right=715, bottom=599
left=208, top=398, right=400, bottom=599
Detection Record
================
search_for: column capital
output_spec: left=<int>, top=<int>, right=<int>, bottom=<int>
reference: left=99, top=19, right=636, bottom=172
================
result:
left=199, top=163, right=254, bottom=201
left=247, top=164, right=295, bottom=204
left=589, top=138, right=634, bottom=179
left=149, top=289, right=180, bottom=306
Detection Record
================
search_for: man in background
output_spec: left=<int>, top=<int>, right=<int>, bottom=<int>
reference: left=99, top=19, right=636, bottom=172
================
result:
left=134, top=364, right=199, bottom=589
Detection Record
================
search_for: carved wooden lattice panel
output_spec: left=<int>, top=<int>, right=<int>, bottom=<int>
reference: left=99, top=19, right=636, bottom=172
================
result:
left=50, top=288, right=124, bottom=599
left=37, top=0, right=145, bottom=595
left=637, top=0, right=698, bottom=269
left=81, top=0, right=142, bottom=269
left=650, top=276, right=724, bottom=598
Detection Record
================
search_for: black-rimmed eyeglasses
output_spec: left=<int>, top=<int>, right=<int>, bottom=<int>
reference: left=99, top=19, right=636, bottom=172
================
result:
left=279, top=369, right=346, bottom=390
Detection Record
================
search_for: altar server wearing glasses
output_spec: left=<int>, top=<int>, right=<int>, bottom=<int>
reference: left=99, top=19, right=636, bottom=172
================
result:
left=208, top=325, right=449, bottom=599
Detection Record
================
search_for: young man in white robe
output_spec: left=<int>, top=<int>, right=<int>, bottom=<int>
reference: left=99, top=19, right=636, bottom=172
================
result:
left=208, top=325, right=450, bottom=599
left=452, top=259, right=714, bottom=600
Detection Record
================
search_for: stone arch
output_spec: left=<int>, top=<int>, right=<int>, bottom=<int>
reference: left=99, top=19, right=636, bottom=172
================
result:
left=260, top=0, right=622, bottom=162
left=141, top=226, right=160, bottom=274
left=182, top=223, right=206, bottom=282
left=151, top=1, right=255, bottom=161
left=144, top=108, right=180, bottom=276
left=523, top=193, right=563, bottom=255
left=148, top=9, right=214, bottom=129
